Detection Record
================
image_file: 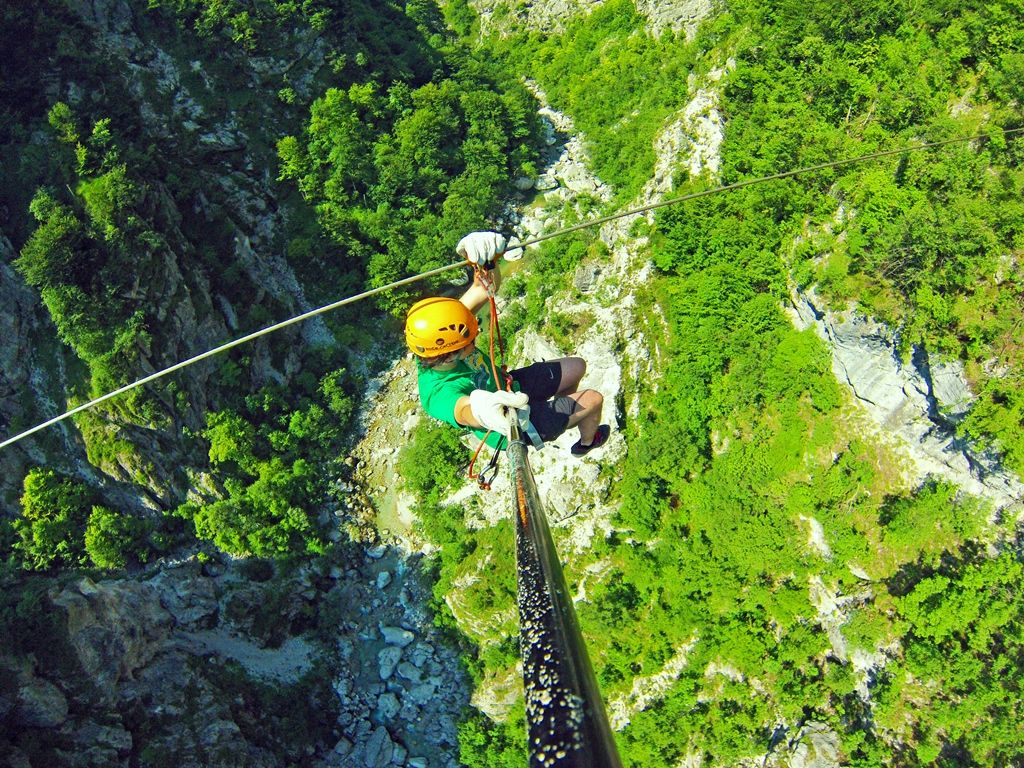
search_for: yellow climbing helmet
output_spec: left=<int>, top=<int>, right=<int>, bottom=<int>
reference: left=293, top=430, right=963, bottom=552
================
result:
left=405, top=297, right=479, bottom=358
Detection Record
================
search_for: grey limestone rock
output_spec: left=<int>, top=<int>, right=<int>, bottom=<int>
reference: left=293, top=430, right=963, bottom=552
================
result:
left=376, top=692, right=401, bottom=722
left=51, top=578, right=173, bottom=699
left=792, top=287, right=1024, bottom=511
left=396, top=662, right=422, bottom=683
left=380, top=626, right=415, bottom=648
left=378, top=646, right=403, bottom=681
left=363, top=726, right=395, bottom=768
left=391, top=743, right=407, bottom=765
left=787, top=721, right=842, bottom=768
left=408, top=682, right=436, bottom=706
left=13, top=676, right=68, bottom=728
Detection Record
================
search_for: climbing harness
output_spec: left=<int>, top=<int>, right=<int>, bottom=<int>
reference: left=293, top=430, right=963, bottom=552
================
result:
left=3, top=127, right=1022, bottom=451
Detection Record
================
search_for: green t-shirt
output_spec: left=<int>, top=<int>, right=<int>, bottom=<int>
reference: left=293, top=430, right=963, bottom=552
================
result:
left=416, top=349, right=515, bottom=448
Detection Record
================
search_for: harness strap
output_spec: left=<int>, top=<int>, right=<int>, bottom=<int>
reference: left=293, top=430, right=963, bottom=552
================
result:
left=518, top=409, right=545, bottom=450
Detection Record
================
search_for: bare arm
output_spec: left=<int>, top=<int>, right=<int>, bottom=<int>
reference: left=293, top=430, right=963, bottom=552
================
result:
left=453, top=396, right=483, bottom=429
left=459, top=267, right=501, bottom=314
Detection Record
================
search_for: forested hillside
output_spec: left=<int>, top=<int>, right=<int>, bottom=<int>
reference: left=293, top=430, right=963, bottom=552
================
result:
left=408, top=1, right=1024, bottom=766
left=1, top=1, right=542, bottom=765
left=1, top=0, right=1023, bottom=766
left=0, top=0, right=541, bottom=565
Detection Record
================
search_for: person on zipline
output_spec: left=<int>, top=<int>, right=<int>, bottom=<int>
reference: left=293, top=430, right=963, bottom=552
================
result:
left=406, top=231, right=610, bottom=455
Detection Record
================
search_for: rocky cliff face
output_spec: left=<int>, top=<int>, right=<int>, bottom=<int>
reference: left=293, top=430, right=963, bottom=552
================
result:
left=0, top=241, right=69, bottom=511
left=790, top=288, right=1024, bottom=515
left=347, top=50, right=735, bottom=737
left=1, top=546, right=468, bottom=768
left=1, top=0, right=332, bottom=515
left=352, top=21, right=1024, bottom=762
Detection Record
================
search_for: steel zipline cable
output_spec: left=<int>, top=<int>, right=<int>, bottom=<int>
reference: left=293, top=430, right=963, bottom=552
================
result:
left=2, top=126, right=1021, bottom=451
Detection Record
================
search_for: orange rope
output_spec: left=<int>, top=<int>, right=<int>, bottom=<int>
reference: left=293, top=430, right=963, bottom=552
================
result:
left=467, top=265, right=514, bottom=489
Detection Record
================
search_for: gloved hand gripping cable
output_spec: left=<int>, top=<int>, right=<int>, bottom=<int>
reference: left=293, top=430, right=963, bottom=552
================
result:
left=464, top=242, right=528, bottom=488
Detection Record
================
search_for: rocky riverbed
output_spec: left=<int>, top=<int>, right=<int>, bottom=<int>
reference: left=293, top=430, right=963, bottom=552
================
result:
left=1, top=543, right=470, bottom=768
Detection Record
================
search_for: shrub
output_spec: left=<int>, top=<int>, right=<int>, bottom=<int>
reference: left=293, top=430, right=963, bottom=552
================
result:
left=13, top=468, right=92, bottom=571
left=398, top=418, right=468, bottom=502
left=84, top=506, right=147, bottom=569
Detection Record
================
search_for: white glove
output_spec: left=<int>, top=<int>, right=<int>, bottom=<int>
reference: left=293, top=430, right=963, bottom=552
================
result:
left=469, top=389, right=530, bottom=436
left=456, top=231, right=507, bottom=269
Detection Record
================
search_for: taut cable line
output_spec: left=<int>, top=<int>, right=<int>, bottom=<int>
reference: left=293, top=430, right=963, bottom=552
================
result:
left=2, top=127, right=1020, bottom=451
left=1, top=265, right=459, bottom=450
left=515, top=127, right=1024, bottom=248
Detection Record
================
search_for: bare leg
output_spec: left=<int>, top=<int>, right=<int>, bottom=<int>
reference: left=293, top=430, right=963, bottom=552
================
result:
left=555, top=357, right=586, bottom=396
left=564, top=389, right=603, bottom=444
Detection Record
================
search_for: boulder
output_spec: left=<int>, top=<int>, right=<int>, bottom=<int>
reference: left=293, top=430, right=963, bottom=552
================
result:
left=378, top=646, right=402, bottom=681
left=363, top=726, right=395, bottom=768
left=380, top=626, right=415, bottom=648
left=404, top=643, right=431, bottom=668
left=408, top=682, right=436, bottom=706
left=376, top=692, right=400, bottom=722
left=396, top=662, right=421, bottom=683
left=13, top=676, right=68, bottom=728
left=573, top=264, right=601, bottom=294
left=154, top=570, right=219, bottom=627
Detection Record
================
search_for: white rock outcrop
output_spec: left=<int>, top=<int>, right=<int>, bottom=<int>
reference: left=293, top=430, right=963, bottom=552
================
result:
left=790, top=288, right=1024, bottom=514
left=470, top=0, right=720, bottom=38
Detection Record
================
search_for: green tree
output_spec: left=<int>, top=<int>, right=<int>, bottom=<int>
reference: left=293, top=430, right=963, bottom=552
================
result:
left=13, top=469, right=93, bottom=571
left=84, top=506, right=147, bottom=569
left=398, top=418, right=467, bottom=502
left=457, top=706, right=527, bottom=768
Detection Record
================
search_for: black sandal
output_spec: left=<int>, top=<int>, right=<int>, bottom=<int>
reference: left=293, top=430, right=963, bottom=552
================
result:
left=571, top=424, right=610, bottom=456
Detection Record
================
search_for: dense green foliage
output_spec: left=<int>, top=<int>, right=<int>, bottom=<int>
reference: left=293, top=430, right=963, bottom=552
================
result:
left=877, top=552, right=1024, bottom=764
left=4, top=0, right=1024, bottom=765
left=16, top=108, right=163, bottom=402
left=12, top=469, right=93, bottom=571
left=434, top=1, right=1024, bottom=766
left=84, top=506, right=150, bottom=570
left=10, top=468, right=154, bottom=572
left=179, top=363, right=356, bottom=557
left=276, top=61, right=542, bottom=312
left=1, top=0, right=541, bottom=568
left=397, top=419, right=468, bottom=504
left=489, top=0, right=697, bottom=203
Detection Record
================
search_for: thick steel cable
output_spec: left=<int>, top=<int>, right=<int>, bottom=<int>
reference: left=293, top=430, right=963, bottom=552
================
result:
left=507, top=418, right=624, bottom=767
left=3, top=127, right=1020, bottom=450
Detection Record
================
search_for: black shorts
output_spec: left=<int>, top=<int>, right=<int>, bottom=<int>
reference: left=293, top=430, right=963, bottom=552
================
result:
left=510, top=361, right=579, bottom=441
